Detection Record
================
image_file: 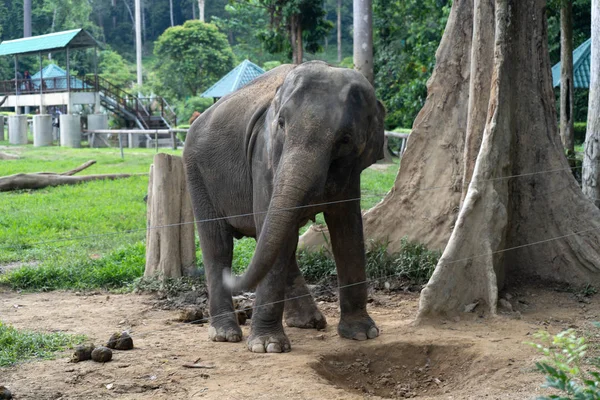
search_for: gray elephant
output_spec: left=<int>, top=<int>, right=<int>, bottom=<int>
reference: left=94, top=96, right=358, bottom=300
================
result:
left=183, top=61, right=384, bottom=353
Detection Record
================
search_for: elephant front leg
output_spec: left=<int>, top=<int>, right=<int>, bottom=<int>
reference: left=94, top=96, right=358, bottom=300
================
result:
left=247, top=232, right=296, bottom=353
left=324, top=200, right=379, bottom=341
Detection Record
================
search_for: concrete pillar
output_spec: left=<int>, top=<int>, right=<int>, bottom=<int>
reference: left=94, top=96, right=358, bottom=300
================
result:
left=8, top=115, right=28, bottom=145
left=59, top=114, right=82, bottom=148
left=33, top=115, right=53, bottom=147
left=129, top=132, right=142, bottom=148
left=88, top=113, right=109, bottom=148
left=0, top=116, right=4, bottom=141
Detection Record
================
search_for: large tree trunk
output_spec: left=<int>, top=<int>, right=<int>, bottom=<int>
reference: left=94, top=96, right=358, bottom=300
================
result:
left=145, top=154, right=196, bottom=279
left=353, top=0, right=374, bottom=83
left=416, top=0, right=600, bottom=319
left=560, top=0, right=575, bottom=157
left=198, top=0, right=205, bottom=22
left=337, top=0, right=342, bottom=63
left=583, top=0, right=600, bottom=208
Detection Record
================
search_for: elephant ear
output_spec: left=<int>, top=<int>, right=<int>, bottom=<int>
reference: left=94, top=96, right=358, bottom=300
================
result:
left=359, top=100, right=386, bottom=171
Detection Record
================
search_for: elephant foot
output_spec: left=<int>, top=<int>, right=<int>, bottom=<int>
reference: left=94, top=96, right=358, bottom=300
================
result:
left=247, top=330, right=291, bottom=353
left=285, top=308, right=327, bottom=330
left=338, top=313, right=379, bottom=341
left=208, top=318, right=243, bottom=342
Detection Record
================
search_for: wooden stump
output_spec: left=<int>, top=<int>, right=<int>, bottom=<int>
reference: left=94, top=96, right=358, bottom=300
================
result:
left=145, top=153, right=197, bottom=278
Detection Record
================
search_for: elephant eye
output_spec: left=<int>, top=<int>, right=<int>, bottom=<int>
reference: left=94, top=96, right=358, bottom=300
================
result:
left=340, top=134, right=351, bottom=144
left=278, top=117, right=285, bottom=129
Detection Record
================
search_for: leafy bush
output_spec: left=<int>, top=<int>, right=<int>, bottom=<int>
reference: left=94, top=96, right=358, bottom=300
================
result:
left=575, top=122, right=587, bottom=145
left=297, top=238, right=440, bottom=286
left=263, top=61, right=282, bottom=71
left=0, top=322, right=86, bottom=366
left=528, top=326, right=600, bottom=400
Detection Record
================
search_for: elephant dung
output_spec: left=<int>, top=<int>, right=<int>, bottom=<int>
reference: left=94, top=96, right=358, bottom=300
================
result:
left=106, top=331, right=134, bottom=350
left=91, top=346, right=113, bottom=363
left=70, top=344, right=95, bottom=362
left=178, top=306, right=205, bottom=324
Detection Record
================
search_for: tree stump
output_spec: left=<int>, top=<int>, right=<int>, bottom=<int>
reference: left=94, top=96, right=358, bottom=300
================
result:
left=145, top=153, right=197, bottom=278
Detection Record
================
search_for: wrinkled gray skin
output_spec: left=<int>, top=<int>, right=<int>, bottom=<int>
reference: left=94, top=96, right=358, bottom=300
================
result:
left=183, top=61, right=384, bottom=353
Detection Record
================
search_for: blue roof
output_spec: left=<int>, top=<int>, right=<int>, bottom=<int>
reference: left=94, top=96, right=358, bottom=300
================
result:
left=201, top=60, right=265, bottom=98
left=30, top=63, right=87, bottom=89
left=552, top=38, right=591, bottom=88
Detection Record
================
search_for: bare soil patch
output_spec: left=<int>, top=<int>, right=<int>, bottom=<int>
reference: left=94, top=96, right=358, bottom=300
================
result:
left=0, top=285, right=598, bottom=399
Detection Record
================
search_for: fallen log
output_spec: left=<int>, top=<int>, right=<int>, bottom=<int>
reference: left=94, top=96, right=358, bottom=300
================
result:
left=0, top=173, right=146, bottom=192
left=0, top=152, right=19, bottom=160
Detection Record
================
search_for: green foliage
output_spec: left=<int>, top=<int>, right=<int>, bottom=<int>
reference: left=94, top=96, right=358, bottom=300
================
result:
left=0, top=321, right=86, bottom=367
left=175, top=97, right=214, bottom=124
left=297, top=238, right=440, bottom=285
left=528, top=326, right=600, bottom=400
left=373, top=0, right=451, bottom=129
left=98, top=49, right=135, bottom=88
left=263, top=61, right=283, bottom=71
left=575, top=122, right=588, bottom=145
left=0, top=242, right=145, bottom=291
left=255, top=0, right=333, bottom=59
left=152, top=21, right=236, bottom=99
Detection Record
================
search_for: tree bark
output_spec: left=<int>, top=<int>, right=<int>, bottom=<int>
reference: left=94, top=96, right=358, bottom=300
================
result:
left=583, top=0, right=600, bottom=208
left=353, top=0, right=374, bottom=84
left=560, top=0, right=575, bottom=157
left=291, top=16, right=298, bottom=64
left=145, top=154, right=196, bottom=279
left=0, top=173, right=143, bottom=192
left=198, top=0, right=205, bottom=22
left=297, top=21, right=304, bottom=64
left=417, top=0, right=600, bottom=319
left=169, top=0, right=174, bottom=26
left=337, top=0, right=343, bottom=63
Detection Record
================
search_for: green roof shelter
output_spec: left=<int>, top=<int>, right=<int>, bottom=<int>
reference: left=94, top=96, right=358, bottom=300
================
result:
left=0, top=29, right=100, bottom=113
left=552, top=38, right=591, bottom=88
left=201, top=59, right=265, bottom=99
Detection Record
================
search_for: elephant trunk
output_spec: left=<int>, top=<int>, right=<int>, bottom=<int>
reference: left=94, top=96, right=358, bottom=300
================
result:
left=223, top=154, right=326, bottom=291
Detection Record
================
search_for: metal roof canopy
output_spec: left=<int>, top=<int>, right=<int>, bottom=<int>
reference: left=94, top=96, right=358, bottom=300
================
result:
left=0, top=29, right=99, bottom=57
left=552, top=38, right=591, bottom=89
left=201, top=59, right=265, bottom=98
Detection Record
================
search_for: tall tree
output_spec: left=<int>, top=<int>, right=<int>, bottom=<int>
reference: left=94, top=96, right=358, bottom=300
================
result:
left=560, top=0, right=575, bottom=157
left=170, top=0, right=175, bottom=26
left=198, top=0, right=205, bottom=21
left=152, top=20, right=235, bottom=98
left=353, top=0, right=373, bottom=83
left=583, top=0, right=600, bottom=207
left=337, top=0, right=342, bottom=62
left=256, top=0, right=332, bottom=63
left=23, top=0, right=32, bottom=37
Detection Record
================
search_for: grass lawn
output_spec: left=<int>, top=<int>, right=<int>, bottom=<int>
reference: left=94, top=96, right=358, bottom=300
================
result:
left=0, top=142, right=400, bottom=289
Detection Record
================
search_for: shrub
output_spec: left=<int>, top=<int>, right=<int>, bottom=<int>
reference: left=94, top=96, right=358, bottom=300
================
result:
left=528, top=326, right=600, bottom=400
left=263, top=61, right=282, bottom=71
left=297, top=238, right=440, bottom=286
left=574, top=122, right=587, bottom=145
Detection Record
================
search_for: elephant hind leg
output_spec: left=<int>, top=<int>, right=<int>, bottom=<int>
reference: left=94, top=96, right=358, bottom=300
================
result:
left=187, top=167, right=242, bottom=343
left=284, top=256, right=327, bottom=330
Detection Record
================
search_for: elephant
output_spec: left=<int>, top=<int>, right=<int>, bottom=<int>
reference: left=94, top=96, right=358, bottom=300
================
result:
left=183, top=61, right=385, bottom=353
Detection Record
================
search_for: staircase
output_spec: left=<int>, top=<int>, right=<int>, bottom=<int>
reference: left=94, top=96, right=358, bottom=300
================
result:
left=85, top=76, right=181, bottom=147
left=0, top=95, right=7, bottom=107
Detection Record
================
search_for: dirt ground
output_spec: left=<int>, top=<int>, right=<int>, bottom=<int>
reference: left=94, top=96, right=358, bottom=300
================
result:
left=1, top=285, right=598, bottom=400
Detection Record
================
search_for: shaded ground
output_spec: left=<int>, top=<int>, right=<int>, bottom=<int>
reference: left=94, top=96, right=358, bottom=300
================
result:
left=1, top=285, right=598, bottom=399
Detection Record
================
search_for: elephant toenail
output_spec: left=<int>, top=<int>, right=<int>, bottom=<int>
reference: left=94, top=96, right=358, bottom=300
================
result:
left=251, top=344, right=266, bottom=353
left=367, top=326, right=379, bottom=339
left=266, top=343, right=282, bottom=353
left=353, top=332, right=367, bottom=341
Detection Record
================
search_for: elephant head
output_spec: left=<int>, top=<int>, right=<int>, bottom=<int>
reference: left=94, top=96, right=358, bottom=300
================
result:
left=224, top=61, right=385, bottom=291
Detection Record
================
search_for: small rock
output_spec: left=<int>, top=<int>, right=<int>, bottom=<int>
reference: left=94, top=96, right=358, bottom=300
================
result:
left=71, top=344, right=95, bottom=363
left=463, top=302, right=479, bottom=313
left=106, top=332, right=134, bottom=350
left=384, top=281, right=391, bottom=290
left=499, top=299, right=513, bottom=312
left=92, top=346, right=113, bottom=363
left=106, top=383, right=114, bottom=390
left=178, top=306, right=204, bottom=324
left=504, top=293, right=513, bottom=300
left=314, top=334, right=325, bottom=340
left=0, top=386, right=12, bottom=399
